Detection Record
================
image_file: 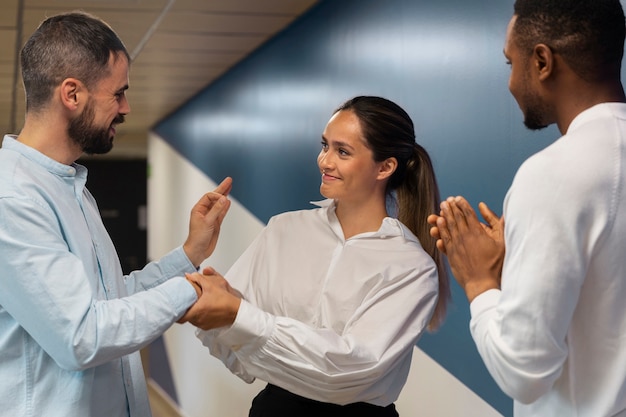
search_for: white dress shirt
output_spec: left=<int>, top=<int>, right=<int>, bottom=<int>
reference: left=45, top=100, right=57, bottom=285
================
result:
left=470, top=103, right=626, bottom=416
left=197, top=199, right=439, bottom=406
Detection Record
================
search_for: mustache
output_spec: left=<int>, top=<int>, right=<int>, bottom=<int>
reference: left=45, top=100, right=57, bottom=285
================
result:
left=112, top=114, right=125, bottom=125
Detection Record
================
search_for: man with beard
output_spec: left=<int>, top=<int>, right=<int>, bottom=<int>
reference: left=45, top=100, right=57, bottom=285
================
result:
left=429, top=0, right=626, bottom=416
left=0, top=11, right=232, bottom=417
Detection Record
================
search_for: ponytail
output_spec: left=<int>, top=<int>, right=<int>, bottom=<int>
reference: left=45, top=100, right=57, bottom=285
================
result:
left=396, top=144, right=450, bottom=331
left=335, top=96, right=450, bottom=330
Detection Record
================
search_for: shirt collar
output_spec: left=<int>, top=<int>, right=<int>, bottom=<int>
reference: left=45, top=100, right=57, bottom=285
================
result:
left=310, top=198, right=419, bottom=243
left=567, top=102, right=626, bottom=134
left=2, top=135, right=86, bottom=180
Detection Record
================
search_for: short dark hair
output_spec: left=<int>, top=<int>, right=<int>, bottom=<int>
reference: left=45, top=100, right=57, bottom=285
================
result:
left=513, top=0, right=625, bottom=81
left=20, top=11, right=130, bottom=112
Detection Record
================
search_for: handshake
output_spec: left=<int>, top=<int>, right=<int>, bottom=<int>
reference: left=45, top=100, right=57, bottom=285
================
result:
left=178, top=267, right=243, bottom=331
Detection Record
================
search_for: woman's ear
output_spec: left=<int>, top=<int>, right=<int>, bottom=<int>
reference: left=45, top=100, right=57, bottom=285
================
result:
left=377, top=157, right=398, bottom=180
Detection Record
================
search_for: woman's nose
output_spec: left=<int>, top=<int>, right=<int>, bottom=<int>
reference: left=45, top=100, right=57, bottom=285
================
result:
left=318, top=151, right=334, bottom=168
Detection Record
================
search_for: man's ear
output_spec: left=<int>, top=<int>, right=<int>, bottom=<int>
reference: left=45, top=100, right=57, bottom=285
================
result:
left=377, top=157, right=398, bottom=180
left=533, top=43, right=554, bottom=81
left=59, top=78, right=84, bottom=110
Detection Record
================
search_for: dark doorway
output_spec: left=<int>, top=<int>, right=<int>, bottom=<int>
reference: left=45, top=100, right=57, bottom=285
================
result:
left=79, top=158, right=147, bottom=274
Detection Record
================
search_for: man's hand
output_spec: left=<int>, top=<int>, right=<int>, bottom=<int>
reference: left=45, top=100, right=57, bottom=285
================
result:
left=178, top=270, right=242, bottom=330
left=183, top=177, right=233, bottom=267
left=428, top=212, right=448, bottom=254
left=430, top=196, right=505, bottom=303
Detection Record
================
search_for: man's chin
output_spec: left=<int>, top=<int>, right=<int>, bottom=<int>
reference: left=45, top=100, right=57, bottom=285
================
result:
left=83, top=140, right=114, bottom=155
left=523, top=120, right=549, bottom=131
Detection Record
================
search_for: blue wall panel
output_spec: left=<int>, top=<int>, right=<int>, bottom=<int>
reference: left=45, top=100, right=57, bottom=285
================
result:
left=153, top=1, right=567, bottom=415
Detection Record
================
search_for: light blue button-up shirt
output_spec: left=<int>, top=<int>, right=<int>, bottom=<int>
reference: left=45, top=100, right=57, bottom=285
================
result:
left=0, top=135, right=198, bottom=417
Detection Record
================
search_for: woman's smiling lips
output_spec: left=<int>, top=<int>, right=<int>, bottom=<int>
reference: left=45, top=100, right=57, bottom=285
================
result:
left=322, top=173, right=340, bottom=182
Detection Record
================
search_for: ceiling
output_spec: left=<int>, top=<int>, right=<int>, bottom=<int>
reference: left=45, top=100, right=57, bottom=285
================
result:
left=0, top=0, right=318, bottom=158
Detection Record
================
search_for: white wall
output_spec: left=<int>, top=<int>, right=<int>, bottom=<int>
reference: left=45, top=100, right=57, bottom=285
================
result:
left=147, top=133, right=503, bottom=417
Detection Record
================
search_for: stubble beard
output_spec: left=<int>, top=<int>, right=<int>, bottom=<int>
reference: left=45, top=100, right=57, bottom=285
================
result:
left=68, top=101, right=125, bottom=155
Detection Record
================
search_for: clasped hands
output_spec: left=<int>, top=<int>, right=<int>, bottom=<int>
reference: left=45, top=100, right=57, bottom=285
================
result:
left=427, top=196, right=505, bottom=303
left=179, top=267, right=242, bottom=330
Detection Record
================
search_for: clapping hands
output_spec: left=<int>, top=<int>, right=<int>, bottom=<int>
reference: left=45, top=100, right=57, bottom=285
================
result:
left=427, top=196, right=505, bottom=302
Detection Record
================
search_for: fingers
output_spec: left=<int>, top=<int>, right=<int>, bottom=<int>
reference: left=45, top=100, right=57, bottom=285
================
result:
left=428, top=214, right=442, bottom=239
left=478, top=202, right=501, bottom=229
left=438, top=196, right=476, bottom=253
left=197, top=191, right=229, bottom=211
left=442, top=196, right=484, bottom=233
left=432, top=196, right=493, bottom=256
left=185, top=272, right=203, bottom=286
left=203, top=196, right=231, bottom=228
left=439, top=200, right=458, bottom=240
left=450, top=197, right=475, bottom=230
left=427, top=213, right=447, bottom=254
left=435, top=213, right=452, bottom=248
left=216, top=199, right=231, bottom=225
left=187, top=270, right=231, bottom=293
left=200, top=269, right=229, bottom=291
left=185, top=274, right=202, bottom=298
left=427, top=214, right=442, bottom=240
left=213, top=177, right=233, bottom=197
left=194, top=177, right=233, bottom=212
left=427, top=214, right=440, bottom=227
left=202, top=266, right=217, bottom=275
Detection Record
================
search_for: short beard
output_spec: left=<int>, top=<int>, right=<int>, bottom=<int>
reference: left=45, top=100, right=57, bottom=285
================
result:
left=68, top=101, right=124, bottom=155
left=523, top=101, right=550, bottom=130
left=519, top=69, right=550, bottom=130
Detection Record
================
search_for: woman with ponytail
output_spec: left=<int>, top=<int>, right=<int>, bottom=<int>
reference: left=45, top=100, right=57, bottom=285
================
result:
left=190, top=96, right=449, bottom=417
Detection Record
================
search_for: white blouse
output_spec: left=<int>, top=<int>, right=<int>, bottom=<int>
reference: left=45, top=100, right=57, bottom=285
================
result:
left=197, top=199, right=439, bottom=406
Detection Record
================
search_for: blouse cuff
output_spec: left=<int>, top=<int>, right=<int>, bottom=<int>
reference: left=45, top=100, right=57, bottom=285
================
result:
left=215, top=300, right=275, bottom=353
